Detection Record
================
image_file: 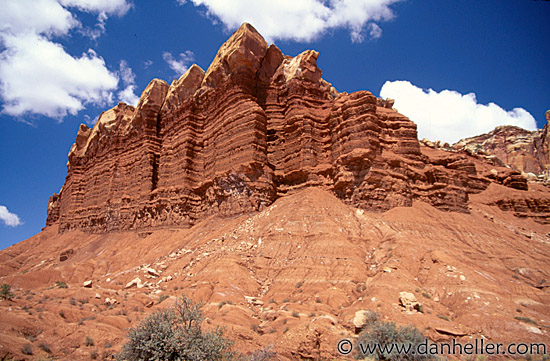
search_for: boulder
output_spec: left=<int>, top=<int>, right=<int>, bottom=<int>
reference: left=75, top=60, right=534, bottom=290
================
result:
left=399, top=291, right=422, bottom=313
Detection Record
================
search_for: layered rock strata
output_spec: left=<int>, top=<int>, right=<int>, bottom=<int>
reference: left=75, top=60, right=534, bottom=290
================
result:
left=48, top=23, right=501, bottom=233
left=453, top=110, right=550, bottom=181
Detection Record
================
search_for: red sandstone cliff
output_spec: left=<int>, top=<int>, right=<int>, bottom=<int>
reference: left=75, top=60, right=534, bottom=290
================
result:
left=3, top=23, right=550, bottom=361
left=451, top=110, right=550, bottom=182
left=46, top=23, right=519, bottom=233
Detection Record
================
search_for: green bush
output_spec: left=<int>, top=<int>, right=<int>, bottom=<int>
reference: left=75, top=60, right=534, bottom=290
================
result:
left=55, top=281, right=68, bottom=289
left=0, top=283, right=14, bottom=300
left=355, top=313, right=434, bottom=361
left=118, top=295, right=278, bottom=361
left=117, top=294, right=236, bottom=361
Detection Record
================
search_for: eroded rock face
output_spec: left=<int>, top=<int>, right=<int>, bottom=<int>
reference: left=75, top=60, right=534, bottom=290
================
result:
left=454, top=120, right=550, bottom=182
left=48, top=23, right=505, bottom=233
left=202, top=22, right=268, bottom=89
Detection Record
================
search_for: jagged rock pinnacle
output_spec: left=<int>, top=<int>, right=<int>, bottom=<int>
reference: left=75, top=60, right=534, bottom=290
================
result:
left=202, top=22, right=268, bottom=88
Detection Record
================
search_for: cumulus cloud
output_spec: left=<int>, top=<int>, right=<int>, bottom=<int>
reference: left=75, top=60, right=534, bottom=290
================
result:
left=380, top=80, right=538, bottom=144
left=59, top=0, right=131, bottom=16
left=0, top=33, right=118, bottom=118
left=178, top=0, right=399, bottom=43
left=61, top=0, right=132, bottom=39
left=117, top=60, right=139, bottom=106
left=163, top=51, right=195, bottom=75
left=0, top=0, right=78, bottom=37
left=0, top=0, right=131, bottom=119
left=0, top=205, right=22, bottom=227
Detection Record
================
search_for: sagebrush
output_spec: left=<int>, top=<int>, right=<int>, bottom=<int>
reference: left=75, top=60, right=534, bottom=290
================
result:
left=355, top=312, right=435, bottom=361
left=117, top=294, right=277, bottom=361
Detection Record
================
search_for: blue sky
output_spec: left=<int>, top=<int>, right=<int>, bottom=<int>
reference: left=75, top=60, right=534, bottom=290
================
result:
left=1, top=0, right=549, bottom=249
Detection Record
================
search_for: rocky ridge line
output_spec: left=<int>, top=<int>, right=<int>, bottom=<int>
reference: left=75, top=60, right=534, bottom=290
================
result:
left=420, top=110, right=550, bottom=183
left=47, top=23, right=527, bottom=233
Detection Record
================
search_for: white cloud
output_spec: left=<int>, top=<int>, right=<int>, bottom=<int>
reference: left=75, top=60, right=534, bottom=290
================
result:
left=0, top=0, right=132, bottom=119
left=0, top=0, right=78, bottom=37
left=78, top=11, right=108, bottom=39
left=119, top=60, right=135, bottom=85
left=0, top=33, right=118, bottom=118
left=380, top=80, right=538, bottom=144
left=163, top=51, right=195, bottom=75
left=117, top=60, right=139, bottom=106
left=59, top=0, right=132, bottom=16
left=61, top=0, right=132, bottom=39
left=118, top=85, right=139, bottom=106
left=368, top=23, right=382, bottom=40
left=0, top=205, right=22, bottom=227
left=178, top=0, right=399, bottom=43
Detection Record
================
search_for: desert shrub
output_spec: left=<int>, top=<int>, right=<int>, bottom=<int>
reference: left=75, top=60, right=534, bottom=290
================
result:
left=117, top=294, right=277, bottom=361
left=38, top=342, right=52, bottom=353
left=0, top=283, right=14, bottom=300
left=247, top=346, right=277, bottom=361
left=85, top=336, right=95, bottom=347
left=362, top=310, right=380, bottom=326
left=21, top=343, right=33, bottom=355
left=117, top=294, right=236, bottom=361
left=514, top=316, right=538, bottom=325
left=55, top=281, right=68, bottom=289
left=355, top=313, right=434, bottom=360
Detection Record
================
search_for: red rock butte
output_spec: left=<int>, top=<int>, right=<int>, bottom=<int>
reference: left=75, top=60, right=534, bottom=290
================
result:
left=46, top=23, right=535, bottom=234
left=2, top=23, right=550, bottom=361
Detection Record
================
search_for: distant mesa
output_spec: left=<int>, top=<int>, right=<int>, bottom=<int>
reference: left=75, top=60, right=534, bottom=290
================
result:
left=451, top=123, right=550, bottom=182
left=46, top=23, right=548, bottom=233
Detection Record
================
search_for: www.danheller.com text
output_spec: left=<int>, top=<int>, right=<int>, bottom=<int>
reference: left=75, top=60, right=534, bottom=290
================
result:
left=337, top=338, right=547, bottom=356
